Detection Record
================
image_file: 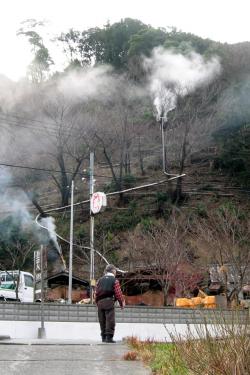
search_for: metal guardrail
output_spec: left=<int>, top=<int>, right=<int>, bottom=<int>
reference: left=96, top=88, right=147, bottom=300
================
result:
left=0, top=302, right=248, bottom=324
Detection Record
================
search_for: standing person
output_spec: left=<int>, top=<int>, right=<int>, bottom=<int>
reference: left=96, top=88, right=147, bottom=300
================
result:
left=95, top=264, right=125, bottom=343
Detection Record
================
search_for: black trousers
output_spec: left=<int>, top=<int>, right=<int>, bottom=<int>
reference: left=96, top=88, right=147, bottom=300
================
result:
left=97, top=298, right=115, bottom=337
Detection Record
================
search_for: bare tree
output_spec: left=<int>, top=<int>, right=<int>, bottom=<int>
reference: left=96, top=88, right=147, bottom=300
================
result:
left=166, top=83, right=220, bottom=202
left=191, top=205, right=250, bottom=303
left=40, top=92, right=97, bottom=206
left=94, top=79, right=152, bottom=198
left=123, top=217, right=192, bottom=305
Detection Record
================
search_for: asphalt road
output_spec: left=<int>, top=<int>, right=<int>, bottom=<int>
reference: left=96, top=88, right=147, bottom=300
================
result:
left=0, top=340, right=151, bottom=375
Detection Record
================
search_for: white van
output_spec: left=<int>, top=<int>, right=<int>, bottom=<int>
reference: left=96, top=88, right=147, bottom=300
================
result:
left=0, top=271, right=34, bottom=302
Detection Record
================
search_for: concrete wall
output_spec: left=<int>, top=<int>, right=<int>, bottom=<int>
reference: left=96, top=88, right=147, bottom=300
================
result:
left=0, top=302, right=247, bottom=324
left=0, top=302, right=248, bottom=341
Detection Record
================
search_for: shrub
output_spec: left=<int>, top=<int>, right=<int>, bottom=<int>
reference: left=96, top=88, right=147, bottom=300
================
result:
left=170, top=311, right=250, bottom=375
left=127, top=311, right=250, bottom=375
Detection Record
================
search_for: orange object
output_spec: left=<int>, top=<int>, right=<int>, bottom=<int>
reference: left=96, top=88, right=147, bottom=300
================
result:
left=191, top=297, right=203, bottom=307
left=203, top=296, right=216, bottom=304
left=175, top=298, right=192, bottom=307
left=203, top=296, right=216, bottom=309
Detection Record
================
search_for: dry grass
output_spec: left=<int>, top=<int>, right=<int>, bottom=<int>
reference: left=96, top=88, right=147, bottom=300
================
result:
left=126, top=337, right=187, bottom=374
left=169, top=311, right=250, bottom=375
left=126, top=312, right=250, bottom=375
left=123, top=350, right=138, bottom=361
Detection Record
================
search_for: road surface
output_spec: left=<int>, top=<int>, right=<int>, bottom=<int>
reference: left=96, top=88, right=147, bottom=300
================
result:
left=0, top=339, right=151, bottom=375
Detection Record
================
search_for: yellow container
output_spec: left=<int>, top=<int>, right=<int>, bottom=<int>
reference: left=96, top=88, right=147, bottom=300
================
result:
left=203, top=296, right=216, bottom=308
left=204, top=296, right=216, bottom=305
left=191, top=297, right=203, bottom=306
left=176, top=298, right=192, bottom=307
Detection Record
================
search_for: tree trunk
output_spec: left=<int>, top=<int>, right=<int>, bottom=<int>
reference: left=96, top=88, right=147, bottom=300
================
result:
left=163, top=282, right=170, bottom=306
left=138, top=136, right=145, bottom=176
left=173, top=124, right=188, bottom=204
left=57, top=147, right=70, bottom=206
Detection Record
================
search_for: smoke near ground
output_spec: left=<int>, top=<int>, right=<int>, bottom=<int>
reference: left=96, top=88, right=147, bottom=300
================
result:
left=0, top=169, right=64, bottom=265
left=0, top=169, right=32, bottom=228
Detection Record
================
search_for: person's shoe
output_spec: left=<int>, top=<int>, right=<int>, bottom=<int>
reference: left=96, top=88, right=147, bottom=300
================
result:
left=101, top=335, right=106, bottom=342
left=105, top=335, right=116, bottom=343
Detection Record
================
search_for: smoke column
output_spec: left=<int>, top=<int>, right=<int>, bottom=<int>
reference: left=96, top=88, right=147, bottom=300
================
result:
left=39, top=216, right=66, bottom=270
left=144, top=47, right=221, bottom=119
left=40, top=216, right=61, bottom=253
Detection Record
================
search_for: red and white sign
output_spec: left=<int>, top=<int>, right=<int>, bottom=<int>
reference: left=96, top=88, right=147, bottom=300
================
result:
left=90, top=192, right=107, bottom=214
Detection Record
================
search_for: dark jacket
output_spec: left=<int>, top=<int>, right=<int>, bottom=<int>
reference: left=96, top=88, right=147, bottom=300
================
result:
left=95, top=274, right=116, bottom=302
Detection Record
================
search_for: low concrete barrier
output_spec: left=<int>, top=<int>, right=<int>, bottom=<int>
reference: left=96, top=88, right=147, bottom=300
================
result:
left=0, top=302, right=248, bottom=341
left=0, top=302, right=248, bottom=324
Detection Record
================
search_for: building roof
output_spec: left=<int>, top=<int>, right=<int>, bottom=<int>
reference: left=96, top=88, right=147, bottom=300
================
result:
left=46, top=271, right=89, bottom=287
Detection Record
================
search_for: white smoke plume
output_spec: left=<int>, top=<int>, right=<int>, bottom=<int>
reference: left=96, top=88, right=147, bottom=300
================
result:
left=144, top=47, right=221, bottom=119
left=0, top=169, right=62, bottom=259
left=39, top=216, right=61, bottom=254
left=0, top=169, right=33, bottom=229
left=57, top=65, right=116, bottom=101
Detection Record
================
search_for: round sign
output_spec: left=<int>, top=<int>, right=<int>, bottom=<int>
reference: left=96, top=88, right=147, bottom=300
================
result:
left=90, top=192, right=107, bottom=214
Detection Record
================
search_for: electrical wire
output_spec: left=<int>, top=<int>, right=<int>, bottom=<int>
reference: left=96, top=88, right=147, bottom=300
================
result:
left=33, top=173, right=185, bottom=214
left=34, top=213, right=127, bottom=273
left=0, top=113, right=72, bottom=133
left=1, top=113, right=62, bottom=128
left=0, top=115, right=89, bottom=141
left=0, top=161, right=113, bottom=179
left=0, top=117, right=63, bottom=137
left=34, top=174, right=186, bottom=273
left=0, top=112, right=100, bottom=141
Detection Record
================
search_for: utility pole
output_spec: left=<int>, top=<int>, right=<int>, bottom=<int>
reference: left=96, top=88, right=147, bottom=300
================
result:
left=89, top=152, right=95, bottom=303
left=160, top=117, right=167, bottom=173
left=68, top=179, right=74, bottom=304
left=38, top=244, right=46, bottom=338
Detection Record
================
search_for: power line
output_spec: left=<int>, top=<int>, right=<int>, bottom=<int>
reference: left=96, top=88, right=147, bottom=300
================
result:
left=0, top=162, right=81, bottom=175
left=0, top=112, right=96, bottom=141
left=0, top=118, right=71, bottom=138
left=0, top=115, right=60, bottom=133
left=1, top=161, right=248, bottom=198
left=0, top=114, right=85, bottom=139
left=35, top=175, right=186, bottom=272
left=37, top=174, right=186, bottom=214
left=1, top=113, right=60, bottom=127
left=0, top=161, right=113, bottom=179
left=0, top=113, right=70, bottom=132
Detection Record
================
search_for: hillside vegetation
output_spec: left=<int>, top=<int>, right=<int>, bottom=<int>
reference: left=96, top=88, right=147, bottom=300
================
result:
left=0, top=19, right=249, bottom=301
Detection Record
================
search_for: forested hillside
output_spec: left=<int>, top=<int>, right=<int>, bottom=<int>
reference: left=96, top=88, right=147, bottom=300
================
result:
left=0, top=18, right=249, bottom=303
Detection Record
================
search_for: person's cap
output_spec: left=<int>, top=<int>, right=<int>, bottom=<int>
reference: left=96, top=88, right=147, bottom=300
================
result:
left=105, top=264, right=117, bottom=273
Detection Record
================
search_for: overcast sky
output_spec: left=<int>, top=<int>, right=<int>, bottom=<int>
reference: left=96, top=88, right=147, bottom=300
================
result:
left=1, top=0, right=250, bottom=80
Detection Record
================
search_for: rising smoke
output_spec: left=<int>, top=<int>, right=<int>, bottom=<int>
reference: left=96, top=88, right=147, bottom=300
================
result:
left=0, top=169, right=33, bottom=229
left=0, top=45, right=223, bottom=266
left=144, top=47, right=221, bottom=119
left=0, top=169, right=62, bottom=258
left=57, top=65, right=115, bottom=101
left=39, top=216, right=61, bottom=253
